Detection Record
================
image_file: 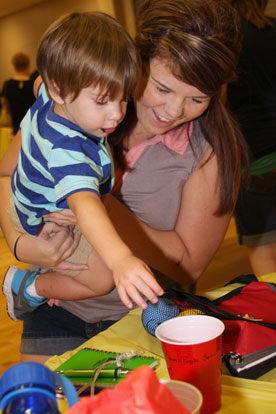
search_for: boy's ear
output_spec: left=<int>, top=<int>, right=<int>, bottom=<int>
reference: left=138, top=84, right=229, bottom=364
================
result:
left=48, top=81, right=64, bottom=104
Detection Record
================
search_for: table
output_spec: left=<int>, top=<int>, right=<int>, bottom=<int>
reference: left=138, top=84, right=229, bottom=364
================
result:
left=47, top=273, right=276, bottom=413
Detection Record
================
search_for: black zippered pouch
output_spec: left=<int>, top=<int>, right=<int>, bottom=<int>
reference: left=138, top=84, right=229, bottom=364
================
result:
left=223, top=345, right=276, bottom=379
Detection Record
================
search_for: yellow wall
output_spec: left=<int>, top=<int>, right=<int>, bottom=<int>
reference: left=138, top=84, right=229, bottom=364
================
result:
left=0, top=0, right=136, bottom=89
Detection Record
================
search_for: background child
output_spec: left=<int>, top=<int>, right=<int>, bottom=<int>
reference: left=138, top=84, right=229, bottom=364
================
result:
left=3, top=11, right=163, bottom=322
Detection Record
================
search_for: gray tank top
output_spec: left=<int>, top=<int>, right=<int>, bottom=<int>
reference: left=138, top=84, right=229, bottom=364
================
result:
left=60, top=120, right=209, bottom=322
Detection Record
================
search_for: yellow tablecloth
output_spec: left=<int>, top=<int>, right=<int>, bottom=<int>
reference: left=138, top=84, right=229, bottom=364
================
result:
left=47, top=273, right=276, bottom=413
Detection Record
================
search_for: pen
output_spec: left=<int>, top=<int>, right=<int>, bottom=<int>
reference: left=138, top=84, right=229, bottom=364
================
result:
left=56, top=368, right=131, bottom=378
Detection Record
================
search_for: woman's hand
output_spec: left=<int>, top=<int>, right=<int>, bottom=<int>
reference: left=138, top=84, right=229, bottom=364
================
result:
left=16, top=222, right=88, bottom=271
left=43, top=209, right=77, bottom=226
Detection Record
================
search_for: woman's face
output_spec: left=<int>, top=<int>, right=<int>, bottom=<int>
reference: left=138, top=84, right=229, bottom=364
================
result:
left=135, top=58, right=211, bottom=137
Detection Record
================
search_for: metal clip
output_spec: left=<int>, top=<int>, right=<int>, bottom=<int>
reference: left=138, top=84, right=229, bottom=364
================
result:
left=222, top=352, right=243, bottom=364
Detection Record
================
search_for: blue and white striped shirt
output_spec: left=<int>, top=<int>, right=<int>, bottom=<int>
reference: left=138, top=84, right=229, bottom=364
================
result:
left=12, top=83, right=114, bottom=236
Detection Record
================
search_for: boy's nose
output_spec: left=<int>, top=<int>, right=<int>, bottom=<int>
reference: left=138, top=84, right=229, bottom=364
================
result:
left=109, top=102, right=126, bottom=123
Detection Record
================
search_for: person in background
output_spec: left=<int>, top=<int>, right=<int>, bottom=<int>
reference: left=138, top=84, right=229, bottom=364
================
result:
left=1, top=52, right=35, bottom=135
left=225, top=0, right=276, bottom=275
left=0, top=0, right=249, bottom=363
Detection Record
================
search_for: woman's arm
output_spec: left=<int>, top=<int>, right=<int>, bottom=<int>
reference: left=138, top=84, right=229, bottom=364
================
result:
left=33, top=75, right=42, bottom=97
left=0, top=132, right=87, bottom=271
left=104, top=148, right=231, bottom=286
left=43, top=148, right=230, bottom=287
left=0, top=130, right=21, bottom=176
left=174, top=149, right=231, bottom=280
left=0, top=131, right=23, bottom=251
left=0, top=176, right=86, bottom=270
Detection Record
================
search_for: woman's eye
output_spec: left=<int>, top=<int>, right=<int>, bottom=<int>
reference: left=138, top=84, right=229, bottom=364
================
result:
left=191, top=98, right=205, bottom=104
left=157, top=86, right=170, bottom=94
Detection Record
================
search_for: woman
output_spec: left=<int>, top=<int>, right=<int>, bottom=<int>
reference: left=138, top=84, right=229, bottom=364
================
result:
left=0, top=0, right=248, bottom=363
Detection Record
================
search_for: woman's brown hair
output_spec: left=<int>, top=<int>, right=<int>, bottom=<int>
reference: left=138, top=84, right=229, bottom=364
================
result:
left=111, top=0, right=250, bottom=215
left=228, top=0, right=273, bottom=29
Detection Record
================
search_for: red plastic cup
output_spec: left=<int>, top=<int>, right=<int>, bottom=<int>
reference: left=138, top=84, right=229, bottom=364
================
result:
left=156, top=315, right=225, bottom=414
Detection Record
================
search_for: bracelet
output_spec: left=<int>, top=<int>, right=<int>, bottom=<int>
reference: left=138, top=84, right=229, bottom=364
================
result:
left=13, top=235, right=22, bottom=261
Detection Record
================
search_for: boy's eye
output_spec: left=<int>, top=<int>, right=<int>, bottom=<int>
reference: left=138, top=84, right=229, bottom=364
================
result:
left=95, top=100, right=108, bottom=106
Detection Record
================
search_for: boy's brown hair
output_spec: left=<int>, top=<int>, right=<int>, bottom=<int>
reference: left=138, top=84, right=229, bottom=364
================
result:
left=37, top=11, right=138, bottom=102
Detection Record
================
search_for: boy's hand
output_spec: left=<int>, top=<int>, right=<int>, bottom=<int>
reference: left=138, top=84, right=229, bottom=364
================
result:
left=112, top=256, right=164, bottom=309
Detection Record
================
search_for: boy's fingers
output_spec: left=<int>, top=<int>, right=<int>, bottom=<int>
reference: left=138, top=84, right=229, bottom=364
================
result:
left=118, top=282, right=149, bottom=309
left=134, top=282, right=158, bottom=306
left=117, top=286, right=134, bottom=309
left=125, top=279, right=157, bottom=308
left=140, top=270, right=164, bottom=296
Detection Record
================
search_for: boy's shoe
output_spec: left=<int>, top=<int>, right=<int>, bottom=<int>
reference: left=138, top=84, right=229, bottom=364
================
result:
left=2, top=265, right=47, bottom=321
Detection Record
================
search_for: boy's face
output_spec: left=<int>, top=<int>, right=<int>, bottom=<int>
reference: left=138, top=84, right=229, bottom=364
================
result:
left=52, top=84, right=127, bottom=137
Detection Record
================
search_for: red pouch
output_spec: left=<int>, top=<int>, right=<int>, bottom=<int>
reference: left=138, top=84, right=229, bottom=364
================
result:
left=66, top=366, right=191, bottom=414
left=165, top=277, right=276, bottom=379
left=168, top=279, right=276, bottom=355
left=212, top=281, right=276, bottom=355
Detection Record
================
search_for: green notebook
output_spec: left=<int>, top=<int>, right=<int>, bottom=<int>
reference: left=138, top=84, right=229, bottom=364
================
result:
left=55, top=347, right=158, bottom=386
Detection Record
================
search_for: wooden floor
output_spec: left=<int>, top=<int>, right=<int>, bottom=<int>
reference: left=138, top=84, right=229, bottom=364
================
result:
left=0, top=218, right=252, bottom=376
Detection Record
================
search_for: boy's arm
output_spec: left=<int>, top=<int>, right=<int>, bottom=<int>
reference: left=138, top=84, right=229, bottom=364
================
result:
left=67, top=191, right=132, bottom=267
left=67, top=191, right=163, bottom=308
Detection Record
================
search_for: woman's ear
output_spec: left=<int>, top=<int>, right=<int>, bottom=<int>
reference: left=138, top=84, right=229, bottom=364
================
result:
left=48, top=81, right=65, bottom=104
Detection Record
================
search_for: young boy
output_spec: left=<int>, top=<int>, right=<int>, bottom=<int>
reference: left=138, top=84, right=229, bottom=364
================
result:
left=3, top=11, right=163, bottom=322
